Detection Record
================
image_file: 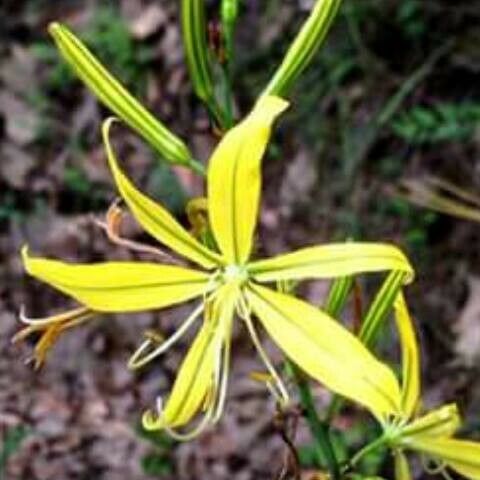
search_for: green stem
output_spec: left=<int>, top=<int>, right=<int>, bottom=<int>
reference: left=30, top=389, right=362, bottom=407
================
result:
left=188, top=157, right=207, bottom=176
left=220, top=62, right=234, bottom=128
left=289, top=360, right=340, bottom=480
left=349, top=435, right=388, bottom=469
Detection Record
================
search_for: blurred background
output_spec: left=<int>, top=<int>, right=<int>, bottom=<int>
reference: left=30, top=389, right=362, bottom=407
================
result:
left=1, top=0, right=480, bottom=478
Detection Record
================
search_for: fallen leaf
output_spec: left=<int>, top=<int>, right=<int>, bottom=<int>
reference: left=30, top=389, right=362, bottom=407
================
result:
left=455, top=275, right=480, bottom=366
left=0, top=91, right=40, bottom=146
left=129, top=4, right=167, bottom=40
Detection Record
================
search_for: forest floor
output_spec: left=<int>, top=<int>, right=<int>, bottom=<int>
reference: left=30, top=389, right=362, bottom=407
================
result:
left=1, top=0, right=480, bottom=479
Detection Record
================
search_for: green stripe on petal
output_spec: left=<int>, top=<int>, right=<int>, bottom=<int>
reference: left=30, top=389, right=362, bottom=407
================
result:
left=401, top=404, right=461, bottom=441
left=246, top=283, right=402, bottom=420
left=103, top=118, right=223, bottom=269
left=407, top=437, right=480, bottom=480
left=359, top=270, right=407, bottom=348
left=208, top=96, right=289, bottom=265
left=249, top=243, right=414, bottom=284
left=143, top=284, right=237, bottom=432
left=394, top=292, right=421, bottom=419
left=23, top=247, right=210, bottom=312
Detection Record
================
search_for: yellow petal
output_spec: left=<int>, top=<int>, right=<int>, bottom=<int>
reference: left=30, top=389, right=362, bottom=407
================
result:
left=207, top=95, right=289, bottom=264
left=246, top=283, right=402, bottom=420
left=401, top=404, right=461, bottom=440
left=23, top=247, right=210, bottom=312
left=143, top=284, right=237, bottom=431
left=394, top=450, right=412, bottom=480
left=408, top=437, right=480, bottom=480
left=394, top=292, right=420, bottom=419
left=249, top=243, right=414, bottom=283
left=102, top=118, right=222, bottom=269
left=149, top=317, right=219, bottom=430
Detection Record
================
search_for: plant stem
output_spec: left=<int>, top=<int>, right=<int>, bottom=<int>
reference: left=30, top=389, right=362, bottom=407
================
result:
left=288, top=360, right=340, bottom=480
left=187, top=157, right=207, bottom=176
left=220, top=62, right=234, bottom=128
left=349, top=435, right=387, bottom=469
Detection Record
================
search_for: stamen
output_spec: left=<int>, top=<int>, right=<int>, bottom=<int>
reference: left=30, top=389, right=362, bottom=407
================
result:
left=239, top=295, right=290, bottom=407
left=422, top=455, right=448, bottom=476
left=19, top=305, right=91, bottom=326
left=93, top=199, right=182, bottom=265
left=128, top=303, right=204, bottom=370
left=13, top=307, right=95, bottom=369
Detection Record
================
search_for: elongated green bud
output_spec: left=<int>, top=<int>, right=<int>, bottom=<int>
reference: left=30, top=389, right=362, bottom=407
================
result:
left=181, top=0, right=224, bottom=123
left=324, top=275, right=353, bottom=318
left=49, top=22, right=198, bottom=170
left=359, top=270, right=406, bottom=348
left=263, top=0, right=342, bottom=97
left=221, top=0, right=238, bottom=60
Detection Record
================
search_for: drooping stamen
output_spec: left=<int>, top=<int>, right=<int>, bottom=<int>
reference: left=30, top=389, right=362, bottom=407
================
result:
left=18, top=305, right=91, bottom=326
left=128, top=303, right=205, bottom=370
left=93, top=199, right=182, bottom=264
left=238, top=294, right=290, bottom=406
left=421, top=455, right=448, bottom=476
left=13, top=307, right=95, bottom=369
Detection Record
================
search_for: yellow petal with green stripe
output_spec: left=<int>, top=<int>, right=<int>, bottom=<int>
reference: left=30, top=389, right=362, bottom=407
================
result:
left=208, top=95, right=289, bottom=264
left=408, top=437, right=480, bottom=480
left=103, top=118, right=222, bottom=269
left=394, top=292, right=420, bottom=418
left=249, top=243, right=414, bottom=283
left=394, top=450, right=412, bottom=480
left=246, top=283, right=402, bottom=420
left=143, top=284, right=236, bottom=430
left=23, top=247, right=210, bottom=312
left=49, top=23, right=195, bottom=169
left=401, top=404, right=461, bottom=440
left=145, top=316, right=219, bottom=430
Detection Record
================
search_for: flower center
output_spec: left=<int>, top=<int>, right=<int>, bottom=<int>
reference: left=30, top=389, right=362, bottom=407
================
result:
left=222, top=264, right=249, bottom=285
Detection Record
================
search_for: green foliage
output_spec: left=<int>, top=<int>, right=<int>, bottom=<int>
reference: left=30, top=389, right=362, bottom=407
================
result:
left=381, top=197, right=437, bottom=254
left=392, top=102, right=480, bottom=145
left=0, top=194, right=23, bottom=224
left=0, top=426, right=29, bottom=477
left=32, top=7, right=153, bottom=95
left=135, top=423, right=175, bottom=477
left=63, top=166, right=94, bottom=196
left=396, top=0, right=425, bottom=39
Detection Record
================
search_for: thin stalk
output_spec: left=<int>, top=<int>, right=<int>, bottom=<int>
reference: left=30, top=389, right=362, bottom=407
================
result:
left=220, top=63, right=235, bottom=128
left=288, top=360, right=340, bottom=480
left=348, top=434, right=388, bottom=469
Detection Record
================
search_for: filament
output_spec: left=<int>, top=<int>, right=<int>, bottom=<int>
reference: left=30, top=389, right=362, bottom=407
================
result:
left=239, top=295, right=290, bottom=406
left=128, top=303, right=204, bottom=370
left=93, top=199, right=182, bottom=265
left=18, top=305, right=92, bottom=326
left=422, top=455, right=447, bottom=475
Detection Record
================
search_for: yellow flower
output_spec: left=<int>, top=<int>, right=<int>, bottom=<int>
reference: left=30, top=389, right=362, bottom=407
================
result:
left=19, top=95, right=413, bottom=438
left=381, top=292, right=480, bottom=480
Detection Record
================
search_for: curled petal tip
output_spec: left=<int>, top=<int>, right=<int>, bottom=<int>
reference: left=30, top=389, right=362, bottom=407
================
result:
left=21, top=245, right=29, bottom=261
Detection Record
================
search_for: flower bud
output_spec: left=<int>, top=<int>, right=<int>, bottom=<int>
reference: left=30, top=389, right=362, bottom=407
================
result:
left=263, top=0, right=342, bottom=97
